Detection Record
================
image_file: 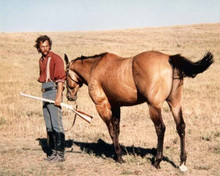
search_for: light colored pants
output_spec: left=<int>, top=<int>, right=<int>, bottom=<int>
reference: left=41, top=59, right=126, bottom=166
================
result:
left=42, top=82, right=64, bottom=134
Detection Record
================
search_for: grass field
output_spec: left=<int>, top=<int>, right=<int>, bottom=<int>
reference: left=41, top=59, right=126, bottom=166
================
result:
left=0, top=23, right=220, bottom=176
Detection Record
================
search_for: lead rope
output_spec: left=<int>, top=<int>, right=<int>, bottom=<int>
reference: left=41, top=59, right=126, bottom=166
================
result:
left=64, top=104, right=78, bottom=132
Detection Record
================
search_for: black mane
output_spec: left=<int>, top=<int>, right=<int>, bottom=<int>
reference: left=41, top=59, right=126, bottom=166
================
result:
left=74, top=52, right=108, bottom=62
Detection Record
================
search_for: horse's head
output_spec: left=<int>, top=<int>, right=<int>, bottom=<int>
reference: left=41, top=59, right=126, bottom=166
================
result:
left=65, top=54, right=83, bottom=101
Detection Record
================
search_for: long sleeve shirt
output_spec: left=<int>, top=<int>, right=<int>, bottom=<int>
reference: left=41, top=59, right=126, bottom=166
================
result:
left=38, top=51, right=66, bottom=83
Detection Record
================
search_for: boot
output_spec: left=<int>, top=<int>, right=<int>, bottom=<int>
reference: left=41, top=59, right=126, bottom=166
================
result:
left=45, top=131, right=57, bottom=161
left=50, top=132, right=65, bottom=162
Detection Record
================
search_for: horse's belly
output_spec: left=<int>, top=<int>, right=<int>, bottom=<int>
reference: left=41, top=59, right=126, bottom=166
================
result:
left=107, top=88, right=144, bottom=106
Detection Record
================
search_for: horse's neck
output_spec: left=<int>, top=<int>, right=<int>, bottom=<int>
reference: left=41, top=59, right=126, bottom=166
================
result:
left=74, top=59, right=96, bottom=85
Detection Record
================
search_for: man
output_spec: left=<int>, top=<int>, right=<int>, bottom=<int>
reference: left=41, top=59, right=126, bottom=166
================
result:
left=35, top=35, right=66, bottom=162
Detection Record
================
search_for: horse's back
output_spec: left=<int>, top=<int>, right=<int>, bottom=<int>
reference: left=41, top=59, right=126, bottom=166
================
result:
left=132, top=51, right=173, bottom=106
left=90, top=51, right=173, bottom=107
left=91, top=53, right=139, bottom=105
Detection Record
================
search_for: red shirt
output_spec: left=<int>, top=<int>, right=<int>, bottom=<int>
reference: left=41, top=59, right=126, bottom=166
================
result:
left=38, top=51, right=66, bottom=83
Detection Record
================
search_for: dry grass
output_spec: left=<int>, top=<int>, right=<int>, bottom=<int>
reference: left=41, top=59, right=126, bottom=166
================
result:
left=0, top=23, right=220, bottom=176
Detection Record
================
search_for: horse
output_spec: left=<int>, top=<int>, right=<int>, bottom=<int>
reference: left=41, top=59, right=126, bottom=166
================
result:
left=64, top=50, right=214, bottom=171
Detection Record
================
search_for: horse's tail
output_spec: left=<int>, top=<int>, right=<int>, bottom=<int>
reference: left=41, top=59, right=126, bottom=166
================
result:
left=169, top=52, right=214, bottom=78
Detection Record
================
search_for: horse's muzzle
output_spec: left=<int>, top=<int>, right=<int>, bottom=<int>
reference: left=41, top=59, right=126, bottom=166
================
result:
left=67, top=93, right=77, bottom=101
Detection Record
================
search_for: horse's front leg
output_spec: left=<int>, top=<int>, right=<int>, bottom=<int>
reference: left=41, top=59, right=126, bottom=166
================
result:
left=89, top=82, right=123, bottom=163
left=111, top=106, right=124, bottom=163
left=95, top=103, right=124, bottom=163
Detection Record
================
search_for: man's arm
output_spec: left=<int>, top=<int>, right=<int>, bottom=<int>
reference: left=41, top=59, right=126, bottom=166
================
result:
left=55, top=81, right=64, bottom=106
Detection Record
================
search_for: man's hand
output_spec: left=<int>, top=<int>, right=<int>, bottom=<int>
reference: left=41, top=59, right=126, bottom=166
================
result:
left=55, top=82, right=64, bottom=107
left=55, top=95, right=62, bottom=106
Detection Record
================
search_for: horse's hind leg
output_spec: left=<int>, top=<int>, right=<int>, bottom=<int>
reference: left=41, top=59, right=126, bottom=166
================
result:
left=167, top=101, right=187, bottom=171
left=167, top=81, right=187, bottom=171
left=148, top=105, right=165, bottom=169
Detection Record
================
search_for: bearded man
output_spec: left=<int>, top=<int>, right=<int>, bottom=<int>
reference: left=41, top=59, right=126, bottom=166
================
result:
left=35, top=35, right=66, bottom=162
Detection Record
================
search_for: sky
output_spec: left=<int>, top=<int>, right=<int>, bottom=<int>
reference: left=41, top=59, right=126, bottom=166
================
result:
left=0, top=0, right=220, bottom=32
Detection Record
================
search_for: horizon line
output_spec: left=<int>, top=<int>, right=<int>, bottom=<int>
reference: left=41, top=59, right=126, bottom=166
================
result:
left=0, top=22, right=219, bottom=34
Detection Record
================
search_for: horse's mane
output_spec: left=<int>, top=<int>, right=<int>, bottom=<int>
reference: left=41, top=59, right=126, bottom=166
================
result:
left=73, top=52, right=108, bottom=62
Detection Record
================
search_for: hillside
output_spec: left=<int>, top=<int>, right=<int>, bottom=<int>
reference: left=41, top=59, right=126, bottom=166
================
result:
left=0, top=23, right=220, bottom=176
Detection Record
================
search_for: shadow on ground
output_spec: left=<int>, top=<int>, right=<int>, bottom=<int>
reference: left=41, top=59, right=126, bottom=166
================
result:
left=36, top=138, right=177, bottom=168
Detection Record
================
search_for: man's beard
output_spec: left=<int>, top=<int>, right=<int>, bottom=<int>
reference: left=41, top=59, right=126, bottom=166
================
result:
left=42, top=50, right=49, bottom=57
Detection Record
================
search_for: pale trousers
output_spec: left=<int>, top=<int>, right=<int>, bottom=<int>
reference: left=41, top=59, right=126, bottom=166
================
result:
left=42, top=82, right=64, bottom=134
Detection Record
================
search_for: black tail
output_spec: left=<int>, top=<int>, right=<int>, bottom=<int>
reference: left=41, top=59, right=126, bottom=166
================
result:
left=169, top=52, right=214, bottom=78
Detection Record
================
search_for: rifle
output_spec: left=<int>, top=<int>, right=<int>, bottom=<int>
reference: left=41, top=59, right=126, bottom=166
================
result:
left=20, top=92, right=92, bottom=123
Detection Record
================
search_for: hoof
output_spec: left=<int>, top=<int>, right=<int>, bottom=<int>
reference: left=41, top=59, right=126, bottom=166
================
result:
left=116, top=157, right=125, bottom=164
left=179, top=163, right=188, bottom=172
left=153, top=161, right=161, bottom=169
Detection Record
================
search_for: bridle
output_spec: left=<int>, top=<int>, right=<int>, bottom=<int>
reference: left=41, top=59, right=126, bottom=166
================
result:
left=65, top=61, right=83, bottom=103
left=65, top=64, right=79, bottom=132
left=66, top=64, right=83, bottom=94
left=66, top=68, right=81, bottom=85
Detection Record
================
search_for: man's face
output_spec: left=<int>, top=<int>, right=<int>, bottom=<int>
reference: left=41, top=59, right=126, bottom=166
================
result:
left=39, top=40, right=50, bottom=57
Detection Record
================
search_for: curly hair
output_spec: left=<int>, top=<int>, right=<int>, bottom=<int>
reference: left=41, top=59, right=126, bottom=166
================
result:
left=34, top=35, right=52, bottom=52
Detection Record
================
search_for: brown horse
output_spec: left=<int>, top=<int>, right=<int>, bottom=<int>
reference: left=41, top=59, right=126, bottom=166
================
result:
left=64, top=51, right=213, bottom=170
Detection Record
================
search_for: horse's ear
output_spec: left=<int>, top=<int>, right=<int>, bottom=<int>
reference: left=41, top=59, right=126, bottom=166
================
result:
left=64, top=54, right=69, bottom=65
